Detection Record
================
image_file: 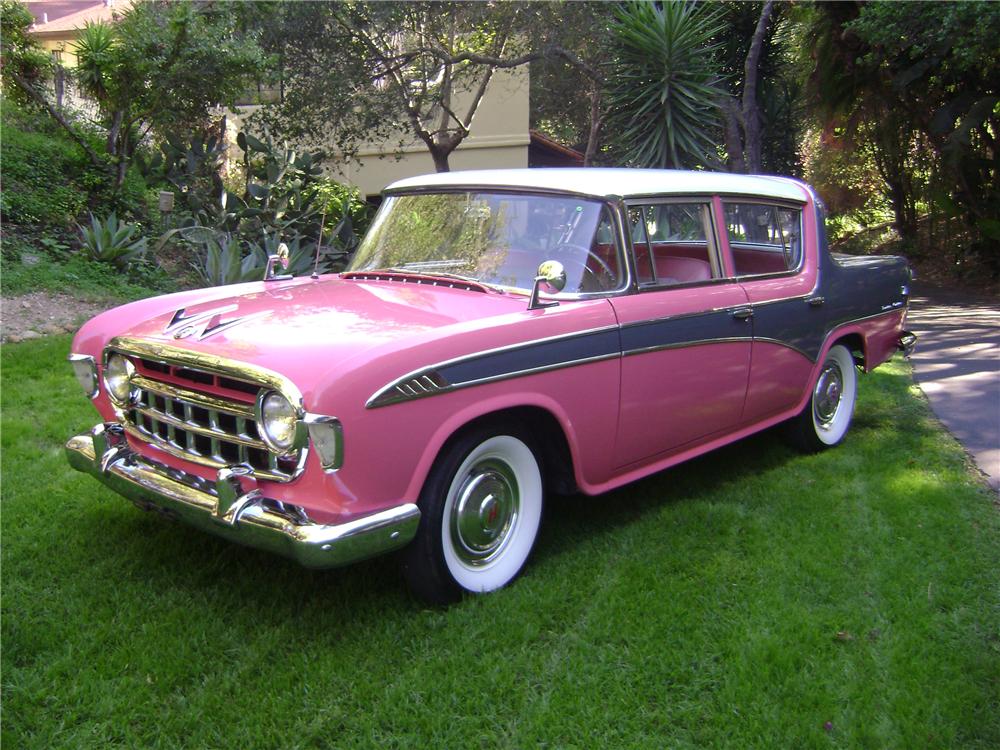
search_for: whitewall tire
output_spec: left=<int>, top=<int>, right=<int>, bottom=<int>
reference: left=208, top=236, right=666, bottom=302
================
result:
left=402, top=425, right=543, bottom=604
left=787, top=344, right=858, bottom=452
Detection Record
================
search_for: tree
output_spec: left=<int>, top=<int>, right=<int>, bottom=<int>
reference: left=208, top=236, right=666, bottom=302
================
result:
left=716, top=0, right=800, bottom=174
left=71, top=0, right=264, bottom=186
left=603, top=1, right=727, bottom=170
left=846, top=1, right=1000, bottom=263
left=805, top=0, right=999, bottom=265
left=260, top=2, right=543, bottom=172
left=528, top=2, right=615, bottom=166
left=1, top=0, right=104, bottom=167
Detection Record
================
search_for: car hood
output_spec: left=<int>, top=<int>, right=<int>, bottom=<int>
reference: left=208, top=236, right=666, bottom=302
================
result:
left=85, top=275, right=536, bottom=399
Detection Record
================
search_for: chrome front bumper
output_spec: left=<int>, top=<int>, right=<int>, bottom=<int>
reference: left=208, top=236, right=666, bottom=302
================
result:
left=66, top=424, right=420, bottom=569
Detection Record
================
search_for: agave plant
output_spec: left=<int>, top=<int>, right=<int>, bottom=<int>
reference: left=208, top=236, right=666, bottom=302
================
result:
left=605, top=0, right=727, bottom=169
left=77, top=213, right=147, bottom=268
left=194, top=234, right=267, bottom=287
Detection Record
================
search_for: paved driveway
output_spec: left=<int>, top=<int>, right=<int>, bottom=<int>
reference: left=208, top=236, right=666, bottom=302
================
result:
left=906, top=284, right=999, bottom=492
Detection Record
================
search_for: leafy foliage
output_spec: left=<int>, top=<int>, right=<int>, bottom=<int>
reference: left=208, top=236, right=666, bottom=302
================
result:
left=149, top=129, right=367, bottom=287
left=71, top=0, right=264, bottom=186
left=77, top=213, right=148, bottom=268
left=193, top=234, right=265, bottom=287
left=0, top=100, right=145, bottom=225
left=604, top=1, right=727, bottom=169
left=0, top=0, right=51, bottom=104
left=805, top=1, right=999, bottom=271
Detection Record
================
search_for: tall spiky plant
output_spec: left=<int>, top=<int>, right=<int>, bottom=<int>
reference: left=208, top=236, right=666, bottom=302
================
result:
left=605, top=0, right=726, bottom=169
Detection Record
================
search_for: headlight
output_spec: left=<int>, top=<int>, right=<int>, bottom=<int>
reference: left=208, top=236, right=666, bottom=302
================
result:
left=256, top=390, right=301, bottom=453
left=103, top=353, right=135, bottom=405
left=69, top=354, right=99, bottom=399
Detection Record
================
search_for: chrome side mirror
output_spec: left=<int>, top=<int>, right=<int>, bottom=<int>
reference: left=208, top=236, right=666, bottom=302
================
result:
left=264, top=242, right=292, bottom=282
left=527, top=260, right=566, bottom=310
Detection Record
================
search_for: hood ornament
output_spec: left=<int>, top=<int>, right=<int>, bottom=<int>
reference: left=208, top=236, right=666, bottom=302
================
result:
left=264, top=242, right=292, bottom=282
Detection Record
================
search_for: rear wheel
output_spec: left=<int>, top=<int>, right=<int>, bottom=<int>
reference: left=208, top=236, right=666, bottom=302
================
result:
left=401, top=425, right=543, bottom=604
left=786, top=344, right=858, bottom=452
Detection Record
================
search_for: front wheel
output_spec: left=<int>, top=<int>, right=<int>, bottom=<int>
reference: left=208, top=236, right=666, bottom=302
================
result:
left=786, top=344, right=858, bottom=452
left=401, top=426, right=543, bottom=604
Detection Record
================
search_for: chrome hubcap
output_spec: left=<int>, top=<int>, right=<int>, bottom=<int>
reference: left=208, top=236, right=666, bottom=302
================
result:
left=813, top=362, right=844, bottom=427
left=451, top=459, right=519, bottom=565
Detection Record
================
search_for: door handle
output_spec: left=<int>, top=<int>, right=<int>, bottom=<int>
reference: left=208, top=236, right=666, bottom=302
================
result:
left=731, top=306, right=753, bottom=320
left=807, top=296, right=825, bottom=307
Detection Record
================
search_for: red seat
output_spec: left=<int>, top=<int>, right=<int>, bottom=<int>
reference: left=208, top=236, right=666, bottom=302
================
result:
left=655, top=256, right=711, bottom=283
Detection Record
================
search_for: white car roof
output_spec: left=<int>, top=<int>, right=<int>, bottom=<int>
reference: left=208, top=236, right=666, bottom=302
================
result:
left=386, top=168, right=811, bottom=203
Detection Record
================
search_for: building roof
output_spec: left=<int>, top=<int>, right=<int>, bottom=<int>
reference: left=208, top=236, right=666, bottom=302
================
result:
left=386, top=168, right=812, bottom=202
left=528, top=130, right=585, bottom=168
left=26, top=0, right=118, bottom=36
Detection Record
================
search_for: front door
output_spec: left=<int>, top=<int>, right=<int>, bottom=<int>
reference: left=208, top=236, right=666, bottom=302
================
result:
left=611, top=200, right=752, bottom=468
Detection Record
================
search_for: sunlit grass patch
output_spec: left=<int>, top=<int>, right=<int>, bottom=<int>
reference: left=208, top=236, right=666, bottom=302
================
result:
left=3, top=341, right=998, bottom=748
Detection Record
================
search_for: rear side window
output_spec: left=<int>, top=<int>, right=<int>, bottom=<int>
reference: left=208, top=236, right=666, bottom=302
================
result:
left=724, top=203, right=802, bottom=276
left=627, top=202, right=719, bottom=286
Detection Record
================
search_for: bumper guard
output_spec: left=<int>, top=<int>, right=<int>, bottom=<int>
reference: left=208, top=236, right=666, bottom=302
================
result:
left=898, top=330, right=917, bottom=358
left=66, top=424, right=420, bottom=569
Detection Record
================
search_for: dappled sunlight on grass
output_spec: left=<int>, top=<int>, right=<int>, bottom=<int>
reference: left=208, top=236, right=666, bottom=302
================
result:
left=3, top=340, right=998, bottom=748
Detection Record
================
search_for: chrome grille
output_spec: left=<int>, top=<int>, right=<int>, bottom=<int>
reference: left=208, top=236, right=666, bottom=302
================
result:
left=123, top=372, right=302, bottom=482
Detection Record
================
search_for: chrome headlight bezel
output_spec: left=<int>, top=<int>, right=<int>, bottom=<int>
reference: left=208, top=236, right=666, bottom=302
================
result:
left=303, top=414, right=344, bottom=472
left=103, top=352, right=137, bottom=406
left=255, top=389, right=307, bottom=455
left=69, top=353, right=100, bottom=399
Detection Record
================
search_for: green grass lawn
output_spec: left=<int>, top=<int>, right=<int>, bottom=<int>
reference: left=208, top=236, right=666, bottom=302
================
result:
left=3, top=336, right=998, bottom=749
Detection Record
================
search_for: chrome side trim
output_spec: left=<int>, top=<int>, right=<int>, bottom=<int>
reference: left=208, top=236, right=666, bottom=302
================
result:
left=751, top=337, right=813, bottom=361
left=66, top=427, right=419, bottom=569
left=622, top=336, right=752, bottom=358
left=366, top=324, right=620, bottom=408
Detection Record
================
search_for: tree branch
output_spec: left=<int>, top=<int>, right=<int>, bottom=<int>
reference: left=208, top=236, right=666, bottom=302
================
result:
left=412, top=44, right=602, bottom=83
left=9, top=72, right=107, bottom=170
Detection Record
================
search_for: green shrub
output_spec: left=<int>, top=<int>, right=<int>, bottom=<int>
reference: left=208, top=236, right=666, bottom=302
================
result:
left=0, top=100, right=151, bottom=227
left=0, top=123, right=89, bottom=225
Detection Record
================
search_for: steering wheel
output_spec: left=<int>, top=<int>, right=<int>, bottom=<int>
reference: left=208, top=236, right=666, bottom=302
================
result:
left=550, top=243, right=616, bottom=291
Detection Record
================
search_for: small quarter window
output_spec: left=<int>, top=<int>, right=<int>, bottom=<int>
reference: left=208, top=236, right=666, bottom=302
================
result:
left=724, top=203, right=802, bottom=276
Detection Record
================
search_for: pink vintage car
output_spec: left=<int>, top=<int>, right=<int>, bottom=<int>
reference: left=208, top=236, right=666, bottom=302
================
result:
left=66, top=169, right=915, bottom=603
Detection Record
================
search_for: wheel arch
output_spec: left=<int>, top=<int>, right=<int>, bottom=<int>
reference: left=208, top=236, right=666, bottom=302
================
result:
left=407, top=400, right=579, bottom=504
left=820, top=325, right=868, bottom=370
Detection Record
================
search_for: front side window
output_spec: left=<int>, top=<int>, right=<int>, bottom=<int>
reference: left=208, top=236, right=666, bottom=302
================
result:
left=724, top=203, right=803, bottom=276
left=349, top=192, right=622, bottom=293
left=627, top=202, right=718, bottom=286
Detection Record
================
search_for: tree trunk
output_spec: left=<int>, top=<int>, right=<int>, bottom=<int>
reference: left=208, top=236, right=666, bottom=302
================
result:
left=721, top=96, right=746, bottom=173
left=584, top=86, right=602, bottom=167
left=742, top=0, right=775, bottom=174
left=430, top=146, right=451, bottom=172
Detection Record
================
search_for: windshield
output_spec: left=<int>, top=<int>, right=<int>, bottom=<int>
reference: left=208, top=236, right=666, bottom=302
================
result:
left=347, top=191, right=623, bottom=293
